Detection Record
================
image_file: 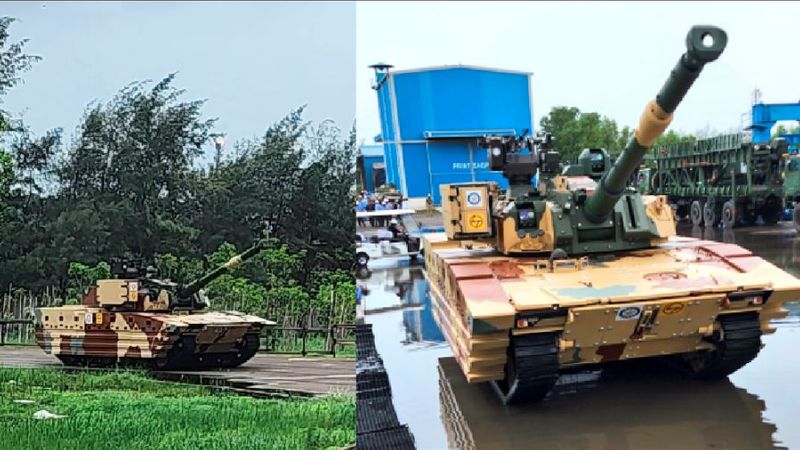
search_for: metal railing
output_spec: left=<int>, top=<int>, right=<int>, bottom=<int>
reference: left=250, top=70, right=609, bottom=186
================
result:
left=260, top=323, right=355, bottom=357
left=0, top=319, right=35, bottom=346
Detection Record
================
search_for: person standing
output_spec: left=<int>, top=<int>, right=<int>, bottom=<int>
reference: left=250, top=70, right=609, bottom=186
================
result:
left=366, top=197, right=376, bottom=227
left=374, top=198, right=385, bottom=227
left=356, top=195, right=367, bottom=227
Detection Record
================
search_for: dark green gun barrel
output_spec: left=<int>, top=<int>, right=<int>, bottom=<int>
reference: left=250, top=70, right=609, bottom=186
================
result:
left=584, top=26, right=727, bottom=223
left=177, top=240, right=266, bottom=299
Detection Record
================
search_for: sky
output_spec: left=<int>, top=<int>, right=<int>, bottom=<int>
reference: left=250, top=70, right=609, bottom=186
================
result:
left=2, top=1, right=355, bottom=167
left=356, top=1, right=800, bottom=145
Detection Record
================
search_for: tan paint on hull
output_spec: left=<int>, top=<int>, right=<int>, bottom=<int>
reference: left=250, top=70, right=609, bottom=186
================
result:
left=422, top=232, right=800, bottom=383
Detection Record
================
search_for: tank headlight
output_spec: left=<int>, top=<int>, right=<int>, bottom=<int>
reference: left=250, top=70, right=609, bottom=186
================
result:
left=747, top=296, right=763, bottom=305
left=492, top=147, right=502, bottom=157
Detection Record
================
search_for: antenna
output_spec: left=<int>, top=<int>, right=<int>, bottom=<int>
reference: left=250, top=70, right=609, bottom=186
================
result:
left=751, top=87, right=762, bottom=105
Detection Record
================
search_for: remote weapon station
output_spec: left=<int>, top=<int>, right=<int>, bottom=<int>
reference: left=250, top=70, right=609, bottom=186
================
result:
left=35, top=240, right=274, bottom=370
left=425, top=26, right=800, bottom=404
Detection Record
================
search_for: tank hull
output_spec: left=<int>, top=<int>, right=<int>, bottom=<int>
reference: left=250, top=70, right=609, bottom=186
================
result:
left=34, top=307, right=273, bottom=370
left=424, top=232, right=800, bottom=401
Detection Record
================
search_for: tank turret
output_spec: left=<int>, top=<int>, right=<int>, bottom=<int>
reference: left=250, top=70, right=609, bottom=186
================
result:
left=443, top=25, right=728, bottom=256
left=562, top=148, right=611, bottom=180
left=86, top=239, right=267, bottom=312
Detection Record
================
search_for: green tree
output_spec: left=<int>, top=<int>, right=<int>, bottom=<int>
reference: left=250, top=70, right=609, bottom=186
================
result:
left=58, top=74, right=214, bottom=259
left=0, top=17, right=40, bottom=215
left=0, top=149, right=13, bottom=209
left=652, top=129, right=695, bottom=148
left=774, top=124, right=788, bottom=138
left=539, top=106, right=627, bottom=162
left=0, top=21, right=355, bottom=330
left=0, top=16, right=41, bottom=132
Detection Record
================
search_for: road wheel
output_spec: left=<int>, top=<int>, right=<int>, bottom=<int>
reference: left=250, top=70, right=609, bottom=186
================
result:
left=761, top=197, right=782, bottom=225
left=703, top=202, right=720, bottom=227
left=740, top=206, right=756, bottom=226
left=721, top=201, right=736, bottom=228
left=680, top=312, right=761, bottom=379
left=356, top=252, right=369, bottom=267
left=690, top=201, right=704, bottom=226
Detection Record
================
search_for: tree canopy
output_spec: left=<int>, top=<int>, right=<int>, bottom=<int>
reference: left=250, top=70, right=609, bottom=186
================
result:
left=538, top=105, right=695, bottom=161
left=0, top=17, right=355, bottom=326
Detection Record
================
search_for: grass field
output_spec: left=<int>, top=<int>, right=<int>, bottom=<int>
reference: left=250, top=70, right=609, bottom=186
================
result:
left=0, top=368, right=355, bottom=450
left=262, top=335, right=355, bottom=357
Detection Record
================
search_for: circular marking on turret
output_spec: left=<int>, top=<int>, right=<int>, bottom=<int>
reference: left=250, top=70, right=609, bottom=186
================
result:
left=662, top=302, right=686, bottom=315
left=466, top=191, right=483, bottom=206
left=616, top=306, right=643, bottom=321
left=469, top=214, right=484, bottom=229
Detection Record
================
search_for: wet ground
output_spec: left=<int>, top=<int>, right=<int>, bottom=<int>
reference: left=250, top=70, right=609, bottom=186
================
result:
left=357, top=222, right=800, bottom=450
left=0, top=346, right=355, bottom=398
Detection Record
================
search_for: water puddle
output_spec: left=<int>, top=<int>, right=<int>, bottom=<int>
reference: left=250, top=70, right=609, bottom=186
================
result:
left=359, top=224, right=800, bottom=449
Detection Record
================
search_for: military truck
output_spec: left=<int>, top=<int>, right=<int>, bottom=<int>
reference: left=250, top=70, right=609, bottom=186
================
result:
left=781, top=150, right=800, bottom=230
left=422, top=25, right=800, bottom=405
left=35, top=241, right=274, bottom=370
left=643, top=133, right=786, bottom=227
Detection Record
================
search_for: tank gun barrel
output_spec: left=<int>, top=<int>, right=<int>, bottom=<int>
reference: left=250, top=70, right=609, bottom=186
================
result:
left=177, top=240, right=266, bottom=299
left=584, top=26, right=727, bottom=223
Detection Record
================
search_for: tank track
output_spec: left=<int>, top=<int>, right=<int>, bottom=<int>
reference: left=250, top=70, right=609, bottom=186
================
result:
left=491, top=331, right=560, bottom=405
left=684, top=312, right=762, bottom=379
left=156, top=331, right=261, bottom=370
left=56, top=332, right=261, bottom=371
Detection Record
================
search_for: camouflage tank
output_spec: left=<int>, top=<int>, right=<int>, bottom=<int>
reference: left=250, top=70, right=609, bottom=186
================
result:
left=423, top=25, right=800, bottom=405
left=35, top=241, right=275, bottom=370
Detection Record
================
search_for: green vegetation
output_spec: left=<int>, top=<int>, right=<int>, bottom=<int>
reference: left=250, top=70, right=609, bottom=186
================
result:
left=0, top=368, right=355, bottom=450
left=539, top=106, right=695, bottom=163
left=0, top=17, right=355, bottom=336
left=772, top=123, right=800, bottom=140
left=263, top=334, right=355, bottom=357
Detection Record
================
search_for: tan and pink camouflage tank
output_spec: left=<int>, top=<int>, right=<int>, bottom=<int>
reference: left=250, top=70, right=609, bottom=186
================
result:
left=35, top=241, right=274, bottom=370
left=422, top=25, right=800, bottom=404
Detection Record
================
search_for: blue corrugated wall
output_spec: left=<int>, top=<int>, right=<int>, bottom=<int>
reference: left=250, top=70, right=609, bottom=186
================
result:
left=374, top=66, right=534, bottom=204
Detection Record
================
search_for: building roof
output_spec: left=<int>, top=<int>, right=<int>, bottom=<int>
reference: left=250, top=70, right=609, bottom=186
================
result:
left=387, top=64, right=532, bottom=77
left=359, top=144, right=384, bottom=157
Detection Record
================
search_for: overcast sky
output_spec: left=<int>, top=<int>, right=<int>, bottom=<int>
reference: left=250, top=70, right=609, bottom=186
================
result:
left=3, top=1, right=355, bottom=166
left=356, top=1, right=800, bottom=145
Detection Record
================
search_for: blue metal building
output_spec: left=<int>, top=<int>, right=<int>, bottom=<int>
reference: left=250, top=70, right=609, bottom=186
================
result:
left=748, top=102, right=800, bottom=152
left=357, top=144, right=386, bottom=192
left=371, top=63, right=534, bottom=205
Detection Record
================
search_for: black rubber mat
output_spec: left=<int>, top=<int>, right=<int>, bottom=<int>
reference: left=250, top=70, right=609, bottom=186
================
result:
left=355, top=323, right=416, bottom=449
left=356, top=425, right=417, bottom=449
left=357, top=396, right=400, bottom=434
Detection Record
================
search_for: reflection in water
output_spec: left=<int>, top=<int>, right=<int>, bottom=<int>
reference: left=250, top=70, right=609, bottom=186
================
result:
left=363, top=224, right=800, bottom=449
left=723, top=227, right=736, bottom=244
left=439, top=357, right=781, bottom=450
left=402, top=268, right=446, bottom=343
left=361, top=266, right=446, bottom=343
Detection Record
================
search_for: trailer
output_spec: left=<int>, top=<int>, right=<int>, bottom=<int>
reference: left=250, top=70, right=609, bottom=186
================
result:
left=643, top=133, right=786, bottom=228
